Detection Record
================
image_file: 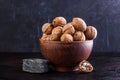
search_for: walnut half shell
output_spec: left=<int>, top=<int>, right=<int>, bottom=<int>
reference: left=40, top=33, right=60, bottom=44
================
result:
left=79, top=60, right=93, bottom=72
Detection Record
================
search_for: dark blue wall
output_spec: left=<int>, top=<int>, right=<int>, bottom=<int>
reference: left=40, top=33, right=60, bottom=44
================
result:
left=0, top=0, right=120, bottom=53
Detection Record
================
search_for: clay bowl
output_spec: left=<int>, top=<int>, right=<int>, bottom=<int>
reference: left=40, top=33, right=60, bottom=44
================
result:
left=39, top=39, right=93, bottom=72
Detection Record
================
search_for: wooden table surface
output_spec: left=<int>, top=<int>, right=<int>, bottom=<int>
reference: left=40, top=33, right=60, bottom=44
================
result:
left=0, top=53, right=120, bottom=80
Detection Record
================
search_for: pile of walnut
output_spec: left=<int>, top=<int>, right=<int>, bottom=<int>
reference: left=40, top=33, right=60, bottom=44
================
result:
left=41, top=17, right=97, bottom=43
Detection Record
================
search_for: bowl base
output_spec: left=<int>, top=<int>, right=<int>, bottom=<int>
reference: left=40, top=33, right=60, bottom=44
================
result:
left=53, top=66, right=79, bottom=72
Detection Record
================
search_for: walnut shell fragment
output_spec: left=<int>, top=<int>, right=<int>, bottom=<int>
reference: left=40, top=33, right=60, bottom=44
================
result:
left=79, top=60, right=93, bottom=72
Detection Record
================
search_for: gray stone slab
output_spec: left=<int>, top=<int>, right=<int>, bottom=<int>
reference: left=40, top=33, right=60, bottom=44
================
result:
left=22, top=59, right=49, bottom=73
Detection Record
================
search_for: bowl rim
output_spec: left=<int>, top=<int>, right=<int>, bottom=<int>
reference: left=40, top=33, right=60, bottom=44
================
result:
left=39, top=39, right=93, bottom=44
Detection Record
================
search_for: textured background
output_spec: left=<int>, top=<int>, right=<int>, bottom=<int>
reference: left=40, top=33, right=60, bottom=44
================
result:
left=0, top=0, right=120, bottom=53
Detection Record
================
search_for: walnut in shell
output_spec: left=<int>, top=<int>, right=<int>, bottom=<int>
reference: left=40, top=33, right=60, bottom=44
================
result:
left=52, top=17, right=67, bottom=27
left=84, top=26, right=97, bottom=40
left=62, top=23, right=75, bottom=35
left=60, top=34, right=73, bottom=43
left=49, top=34, right=60, bottom=41
left=73, top=31, right=85, bottom=41
left=40, top=34, right=48, bottom=41
left=52, top=26, right=63, bottom=37
left=42, top=23, right=53, bottom=35
left=71, top=18, right=87, bottom=32
left=40, top=34, right=48, bottom=43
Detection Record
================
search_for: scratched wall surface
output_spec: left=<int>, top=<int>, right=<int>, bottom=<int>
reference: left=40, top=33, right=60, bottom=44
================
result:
left=0, top=0, right=120, bottom=53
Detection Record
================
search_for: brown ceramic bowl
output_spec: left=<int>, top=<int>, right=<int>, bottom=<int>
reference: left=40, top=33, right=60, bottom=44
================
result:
left=39, top=39, right=93, bottom=72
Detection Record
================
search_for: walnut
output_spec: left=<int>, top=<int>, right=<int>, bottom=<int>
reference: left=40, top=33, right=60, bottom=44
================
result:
left=46, top=35, right=51, bottom=41
left=40, top=34, right=47, bottom=43
left=52, top=17, right=67, bottom=27
left=73, top=31, right=85, bottom=41
left=40, top=34, right=48, bottom=40
left=49, top=34, right=60, bottom=41
left=42, top=23, right=53, bottom=35
left=52, top=26, right=63, bottom=37
left=40, top=34, right=50, bottom=43
left=84, top=26, right=97, bottom=40
left=60, top=34, right=73, bottom=43
left=79, top=60, right=93, bottom=72
left=62, top=23, right=75, bottom=35
left=71, top=18, right=87, bottom=32
left=40, top=17, right=98, bottom=42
